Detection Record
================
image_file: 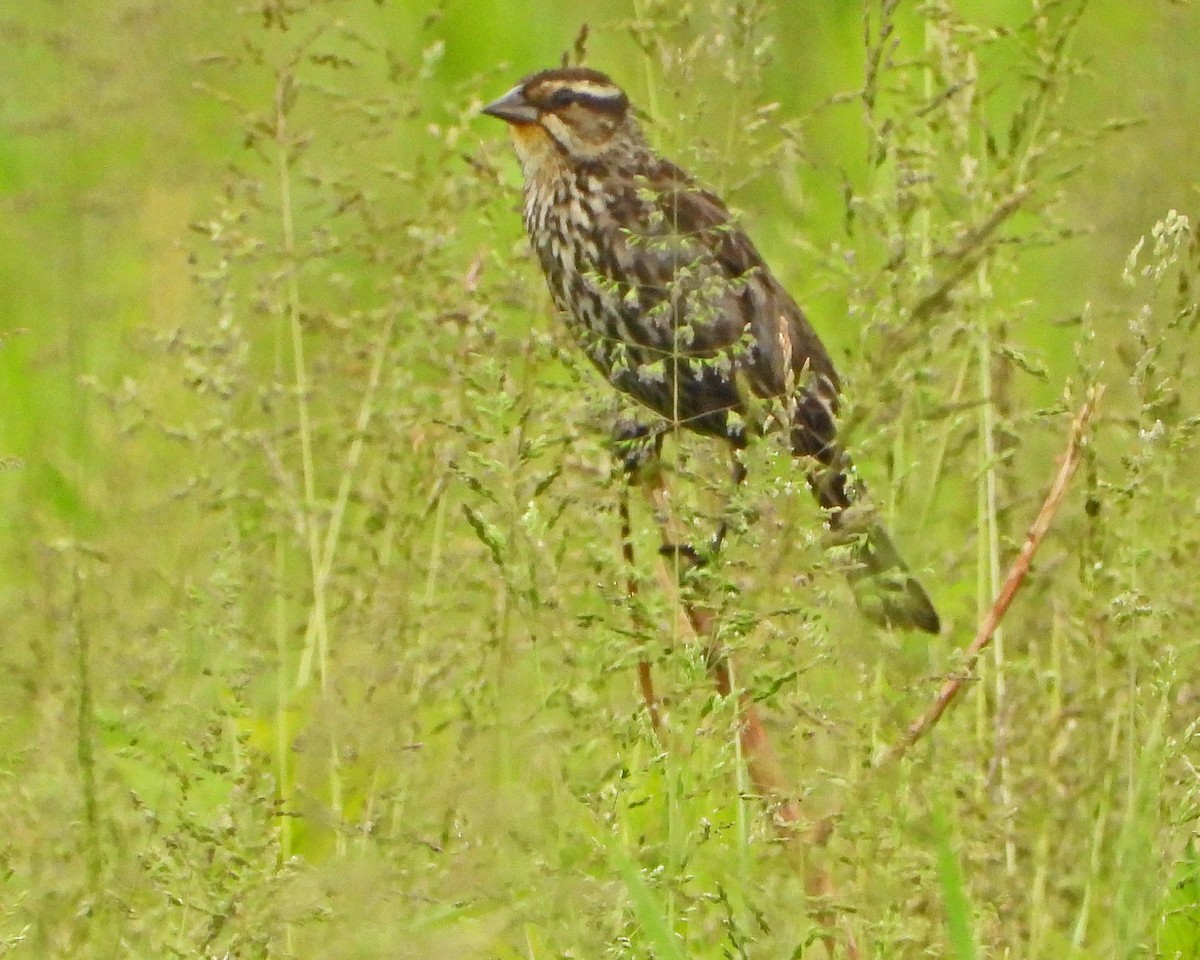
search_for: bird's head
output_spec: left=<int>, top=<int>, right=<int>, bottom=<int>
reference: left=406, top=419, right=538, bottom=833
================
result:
left=482, top=68, right=639, bottom=171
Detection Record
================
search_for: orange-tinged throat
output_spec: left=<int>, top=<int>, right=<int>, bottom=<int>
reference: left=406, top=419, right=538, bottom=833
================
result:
left=508, top=122, right=568, bottom=180
left=508, top=122, right=549, bottom=149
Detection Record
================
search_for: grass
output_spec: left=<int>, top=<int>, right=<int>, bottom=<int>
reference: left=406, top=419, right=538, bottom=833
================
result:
left=2, top=0, right=1199, bottom=957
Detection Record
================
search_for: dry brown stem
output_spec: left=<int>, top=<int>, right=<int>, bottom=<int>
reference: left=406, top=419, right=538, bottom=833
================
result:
left=625, top=471, right=803, bottom=823
left=639, top=474, right=864, bottom=954
left=619, top=482, right=663, bottom=733
left=615, top=390, right=1096, bottom=957
left=876, top=387, right=1101, bottom=768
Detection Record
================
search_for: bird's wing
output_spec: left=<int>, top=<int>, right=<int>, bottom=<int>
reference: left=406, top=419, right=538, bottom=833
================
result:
left=643, top=159, right=841, bottom=402
left=642, top=157, right=764, bottom=280
left=600, top=155, right=842, bottom=453
left=597, top=157, right=764, bottom=356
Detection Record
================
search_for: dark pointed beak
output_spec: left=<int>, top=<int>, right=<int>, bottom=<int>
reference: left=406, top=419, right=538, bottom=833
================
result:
left=481, top=85, right=539, bottom=125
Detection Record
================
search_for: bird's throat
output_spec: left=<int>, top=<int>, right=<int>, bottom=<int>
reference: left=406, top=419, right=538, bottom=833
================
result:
left=508, top=123, right=571, bottom=181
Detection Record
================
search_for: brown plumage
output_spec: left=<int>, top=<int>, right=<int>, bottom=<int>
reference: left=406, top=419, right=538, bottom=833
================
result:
left=484, top=67, right=939, bottom=634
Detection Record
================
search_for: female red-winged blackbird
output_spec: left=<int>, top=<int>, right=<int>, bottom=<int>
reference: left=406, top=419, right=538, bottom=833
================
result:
left=483, top=67, right=940, bottom=634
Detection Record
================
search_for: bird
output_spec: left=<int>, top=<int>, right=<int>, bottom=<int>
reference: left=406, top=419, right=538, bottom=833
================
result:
left=482, top=66, right=940, bottom=634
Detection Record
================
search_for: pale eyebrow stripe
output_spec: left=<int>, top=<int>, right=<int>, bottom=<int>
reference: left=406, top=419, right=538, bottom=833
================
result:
left=541, top=80, right=623, bottom=102
left=570, top=81, right=621, bottom=99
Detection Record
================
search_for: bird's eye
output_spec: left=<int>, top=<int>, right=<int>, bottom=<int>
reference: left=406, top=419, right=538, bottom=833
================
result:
left=549, top=88, right=581, bottom=109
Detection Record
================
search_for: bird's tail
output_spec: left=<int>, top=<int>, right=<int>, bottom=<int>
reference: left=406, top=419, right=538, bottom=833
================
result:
left=807, top=458, right=941, bottom=635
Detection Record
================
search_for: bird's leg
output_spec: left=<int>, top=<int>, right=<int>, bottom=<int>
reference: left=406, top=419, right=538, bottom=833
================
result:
left=612, top=420, right=666, bottom=734
left=707, top=449, right=749, bottom=557
left=619, top=482, right=664, bottom=735
left=652, top=447, right=749, bottom=572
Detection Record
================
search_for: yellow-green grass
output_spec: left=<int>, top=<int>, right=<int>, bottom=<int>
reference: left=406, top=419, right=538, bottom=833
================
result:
left=1, top=1, right=1198, bottom=957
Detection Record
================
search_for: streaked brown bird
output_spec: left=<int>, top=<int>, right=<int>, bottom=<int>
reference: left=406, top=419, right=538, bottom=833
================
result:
left=483, top=67, right=939, bottom=634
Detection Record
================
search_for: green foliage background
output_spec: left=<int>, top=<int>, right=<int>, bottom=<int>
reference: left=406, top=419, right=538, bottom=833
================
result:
left=2, top=1, right=1199, bottom=957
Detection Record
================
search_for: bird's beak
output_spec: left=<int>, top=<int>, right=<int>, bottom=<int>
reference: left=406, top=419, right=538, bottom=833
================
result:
left=481, top=85, right=539, bottom=125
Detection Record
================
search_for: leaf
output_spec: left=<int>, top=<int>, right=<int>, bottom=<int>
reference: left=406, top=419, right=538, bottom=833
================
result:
left=608, top=847, right=688, bottom=960
left=996, top=344, right=1049, bottom=381
left=461, top=504, right=506, bottom=567
left=932, top=802, right=979, bottom=960
left=575, top=801, right=687, bottom=960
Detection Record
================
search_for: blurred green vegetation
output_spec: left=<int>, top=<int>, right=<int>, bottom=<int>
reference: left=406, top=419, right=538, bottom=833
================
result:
left=2, top=1, right=1199, bottom=957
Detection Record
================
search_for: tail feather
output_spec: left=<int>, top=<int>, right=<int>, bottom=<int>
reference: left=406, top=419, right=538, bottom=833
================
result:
left=842, top=520, right=941, bottom=634
left=807, top=456, right=940, bottom=635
